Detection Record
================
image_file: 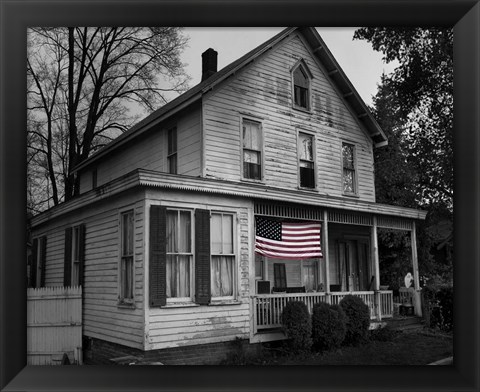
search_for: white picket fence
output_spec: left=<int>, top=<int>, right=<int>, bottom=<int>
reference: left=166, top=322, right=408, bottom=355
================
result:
left=27, top=286, right=82, bottom=365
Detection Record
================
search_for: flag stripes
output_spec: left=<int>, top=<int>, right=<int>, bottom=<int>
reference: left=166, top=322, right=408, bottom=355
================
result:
left=255, top=218, right=322, bottom=259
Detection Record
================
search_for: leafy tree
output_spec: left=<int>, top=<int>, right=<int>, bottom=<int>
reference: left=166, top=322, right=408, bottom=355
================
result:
left=27, top=27, right=189, bottom=213
left=354, top=27, right=453, bottom=209
left=354, top=28, right=453, bottom=285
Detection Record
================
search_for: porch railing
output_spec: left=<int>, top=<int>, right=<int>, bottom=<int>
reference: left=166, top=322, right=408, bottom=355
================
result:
left=252, top=290, right=393, bottom=332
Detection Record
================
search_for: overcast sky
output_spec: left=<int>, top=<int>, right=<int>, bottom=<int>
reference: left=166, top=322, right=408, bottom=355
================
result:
left=181, top=27, right=398, bottom=108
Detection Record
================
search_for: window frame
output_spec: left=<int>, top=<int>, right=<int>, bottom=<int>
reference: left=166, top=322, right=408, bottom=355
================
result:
left=33, top=236, right=46, bottom=288
left=341, top=141, right=359, bottom=196
left=291, top=60, right=313, bottom=112
left=210, top=211, right=237, bottom=301
left=71, top=225, right=82, bottom=286
left=165, top=208, right=194, bottom=304
left=118, top=209, right=135, bottom=306
left=255, top=254, right=264, bottom=281
left=297, top=130, right=317, bottom=190
left=167, top=126, right=178, bottom=174
left=241, top=117, right=264, bottom=182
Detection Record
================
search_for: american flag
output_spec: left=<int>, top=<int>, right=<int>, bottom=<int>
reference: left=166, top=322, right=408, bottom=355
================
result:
left=255, top=217, right=322, bottom=259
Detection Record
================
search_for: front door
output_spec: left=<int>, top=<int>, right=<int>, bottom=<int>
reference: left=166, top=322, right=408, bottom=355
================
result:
left=338, top=240, right=370, bottom=291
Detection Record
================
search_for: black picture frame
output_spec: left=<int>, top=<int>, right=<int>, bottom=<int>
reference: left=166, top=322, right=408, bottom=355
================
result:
left=1, top=1, right=479, bottom=391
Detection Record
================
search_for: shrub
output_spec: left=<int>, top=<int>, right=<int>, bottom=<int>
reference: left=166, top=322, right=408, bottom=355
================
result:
left=339, top=295, right=370, bottom=345
left=422, top=285, right=453, bottom=332
left=311, top=302, right=347, bottom=351
left=281, top=301, right=312, bottom=353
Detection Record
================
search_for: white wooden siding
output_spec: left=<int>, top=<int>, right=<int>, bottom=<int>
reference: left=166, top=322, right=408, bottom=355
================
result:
left=145, top=190, right=252, bottom=350
left=203, top=33, right=376, bottom=202
left=79, top=107, right=202, bottom=193
left=31, top=191, right=147, bottom=350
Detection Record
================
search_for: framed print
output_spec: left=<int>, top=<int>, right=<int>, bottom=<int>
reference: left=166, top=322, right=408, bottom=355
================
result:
left=1, top=1, right=479, bottom=391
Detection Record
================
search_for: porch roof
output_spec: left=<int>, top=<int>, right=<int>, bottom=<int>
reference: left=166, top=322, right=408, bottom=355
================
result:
left=29, top=169, right=426, bottom=227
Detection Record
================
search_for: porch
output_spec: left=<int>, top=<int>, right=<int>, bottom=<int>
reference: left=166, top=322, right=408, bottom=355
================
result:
left=251, top=290, right=393, bottom=334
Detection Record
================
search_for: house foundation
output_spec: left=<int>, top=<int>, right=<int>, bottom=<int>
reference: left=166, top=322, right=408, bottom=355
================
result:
left=83, top=336, right=261, bottom=365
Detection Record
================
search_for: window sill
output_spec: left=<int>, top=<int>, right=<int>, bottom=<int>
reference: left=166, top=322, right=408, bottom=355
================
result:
left=163, top=302, right=200, bottom=309
left=298, top=186, right=318, bottom=192
left=117, top=301, right=135, bottom=309
left=342, top=192, right=360, bottom=198
left=209, top=299, right=242, bottom=306
left=292, top=105, right=312, bottom=115
left=240, top=178, right=265, bottom=185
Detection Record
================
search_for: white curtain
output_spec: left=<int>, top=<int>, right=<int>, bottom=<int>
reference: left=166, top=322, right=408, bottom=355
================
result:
left=166, top=210, right=191, bottom=298
left=211, top=256, right=233, bottom=297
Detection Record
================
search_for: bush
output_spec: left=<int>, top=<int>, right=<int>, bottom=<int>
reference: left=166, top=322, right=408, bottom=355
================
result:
left=311, top=302, right=347, bottom=351
left=281, top=301, right=312, bottom=353
left=423, top=285, right=453, bottom=332
left=339, top=295, right=370, bottom=345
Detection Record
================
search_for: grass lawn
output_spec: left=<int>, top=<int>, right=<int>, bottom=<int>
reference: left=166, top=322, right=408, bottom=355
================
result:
left=282, top=331, right=453, bottom=365
left=223, top=329, right=453, bottom=365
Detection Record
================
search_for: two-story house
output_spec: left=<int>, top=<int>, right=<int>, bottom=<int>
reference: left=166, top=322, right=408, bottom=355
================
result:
left=28, top=27, right=427, bottom=365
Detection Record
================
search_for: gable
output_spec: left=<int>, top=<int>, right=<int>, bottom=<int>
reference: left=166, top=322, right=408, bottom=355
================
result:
left=74, top=28, right=385, bottom=174
left=202, top=31, right=377, bottom=201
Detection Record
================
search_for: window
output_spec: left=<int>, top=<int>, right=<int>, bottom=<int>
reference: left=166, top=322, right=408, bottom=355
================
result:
left=273, top=263, right=287, bottom=288
left=211, top=213, right=235, bottom=298
left=167, top=127, right=177, bottom=174
left=255, top=254, right=264, bottom=280
left=342, top=142, right=356, bottom=194
left=71, top=226, right=82, bottom=286
left=302, top=260, right=318, bottom=291
left=242, top=119, right=262, bottom=180
left=166, top=209, right=192, bottom=299
left=298, top=132, right=315, bottom=188
left=120, top=211, right=134, bottom=302
left=293, top=64, right=310, bottom=110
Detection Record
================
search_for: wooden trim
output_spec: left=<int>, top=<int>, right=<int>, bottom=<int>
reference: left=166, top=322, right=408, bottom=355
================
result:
left=411, top=221, right=420, bottom=290
left=30, top=170, right=427, bottom=229
left=297, top=129, right=317, bottom=190
left=254, top=201, right=322, bottom=221
left=371, top=216, right=380, bottom=291
left=63, top=228, right=72, bottom=287
left=322, top=210, right=330, bottom=294
left=78, top=224, right=85, bottom=287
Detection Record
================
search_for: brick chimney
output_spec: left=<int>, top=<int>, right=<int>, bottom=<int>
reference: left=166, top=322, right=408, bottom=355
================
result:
left=201, top=48, right=218, bottom=82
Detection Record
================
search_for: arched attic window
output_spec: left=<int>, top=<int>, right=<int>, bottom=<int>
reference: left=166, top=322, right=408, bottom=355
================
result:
left=292, top=60, right=313, bottom=111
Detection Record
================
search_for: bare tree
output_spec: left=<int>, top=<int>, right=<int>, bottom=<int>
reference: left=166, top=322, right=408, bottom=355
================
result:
left=27, top=27, right=190, bottom=213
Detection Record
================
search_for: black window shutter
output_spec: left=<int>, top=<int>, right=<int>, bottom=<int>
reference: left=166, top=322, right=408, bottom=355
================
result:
left=195, top=209, right=211, bottom=305
left=31, top=238, right=38, bottom=288
left=78, top=224, right=86, bottom=287
left=149, top=205, right=167, bottom=307
left=40, top=236, right=47, bottom=287
left=64, top=227, right=72, bottom=287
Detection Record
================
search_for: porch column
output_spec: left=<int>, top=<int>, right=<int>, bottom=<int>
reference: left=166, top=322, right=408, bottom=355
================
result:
left=371, top=216, right=380, bottom=291
left=322, top=210, right=331, bottom=304
left=411, top=221, right=420, bottom=290
left=411, top=221, right=422, bottom=317
left=371, top=216, right=381, bottom=320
